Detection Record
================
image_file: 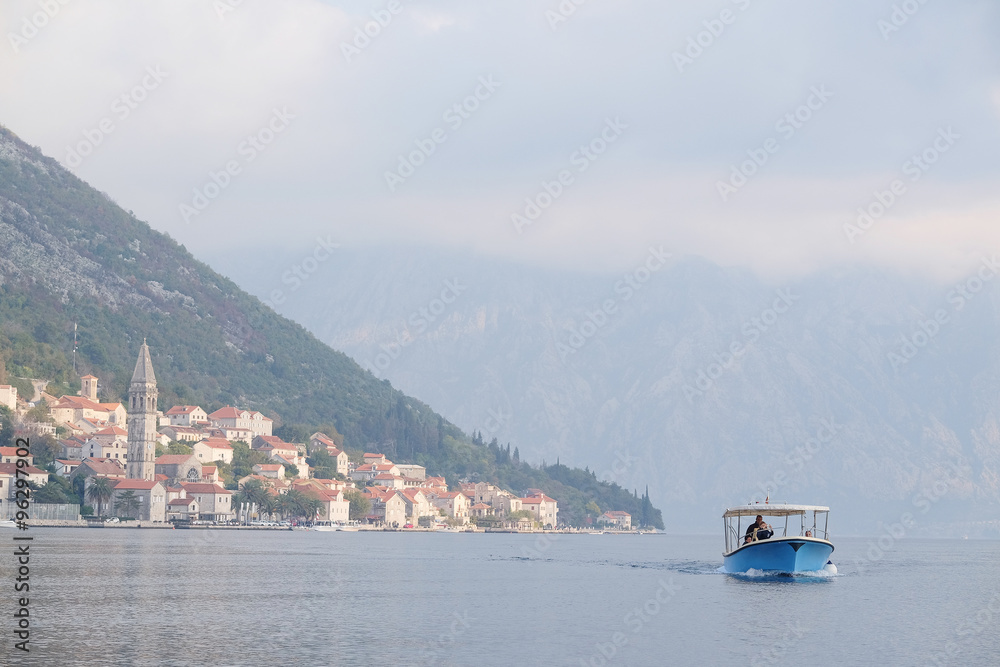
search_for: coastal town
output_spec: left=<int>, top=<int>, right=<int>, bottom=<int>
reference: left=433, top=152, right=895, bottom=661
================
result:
left=0, top=344, right=637, bottom=533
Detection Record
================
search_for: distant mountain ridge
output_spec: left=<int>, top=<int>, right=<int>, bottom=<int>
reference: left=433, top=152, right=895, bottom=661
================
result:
left=0, top=124, right=661, bottom=527
left=213, top=245, right=1000, bottom=535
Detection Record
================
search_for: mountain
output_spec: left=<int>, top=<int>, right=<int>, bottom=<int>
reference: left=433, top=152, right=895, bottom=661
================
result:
left=0, top=124, right=661, bottom=528
left=211, top=245, right=1000, bottom=535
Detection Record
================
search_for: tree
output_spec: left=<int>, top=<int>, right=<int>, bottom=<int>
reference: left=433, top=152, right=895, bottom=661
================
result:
left=86, top=477, right=114, bottom=517
left=276, top=491, right=298, bottom=520
left=315, top=423, right=344, bottom=448
left=253, top=493, right=278, bottom=522
left=273, top=424, right=309, bottom=444
left=25, top=399, right=53, bottom=425
left=280, top=489, right=322, bottom=522
left=235, top=478, right=272, bottom=520
left=0, top=406, right=14, bottom=448
left=115, top=489, right=140, bottom=519
left=167, top=442, right=192, bottom=455
left=585, top=500, right=601, bottom=517
left=305, top=495, right=324, bottom=521
left=215, top=460, right=236, bottom=489
left=230, top=441, right=269, bottom=480
left=30, top=476, right=77, bottom=504
left=72, top=475, right=87, bottom=505
left=345, top=490, right=370, bottom=521
left=29, top=434, right=60, bottom=469
left=306, top=447, right=336, bottom=479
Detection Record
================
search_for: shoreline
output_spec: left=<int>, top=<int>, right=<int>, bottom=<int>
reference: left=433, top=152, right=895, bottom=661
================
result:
left=16, top=520, right=654, bottom=534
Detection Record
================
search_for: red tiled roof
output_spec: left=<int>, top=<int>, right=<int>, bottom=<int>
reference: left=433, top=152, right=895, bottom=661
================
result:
left=53, top=395, right=105, bottom=411
left=209, top=406, right=244, bottom=419
left=74, top=459, right=126, bottom=476
left=179, top=482, right=231, bottom=495
left=155, top=455, right=197, bottom=465
left=166, top=405, right=202, bottom=415
left=161, top=425, right=200, bottom=433
left=210, top=406, right=272, bottom=421
left=168, top=498, right=197, bottom=506
left=112, top=479, right=160, bottom=490
left=0, top=463, right=46, bottom=475
left=198, top=438, right=233, bottom=450
left=95, top=426, right=127, bottom=436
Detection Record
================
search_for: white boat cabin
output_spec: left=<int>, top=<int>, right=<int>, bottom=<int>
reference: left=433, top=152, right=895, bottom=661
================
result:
left=723, top=504, right=830, bottom=554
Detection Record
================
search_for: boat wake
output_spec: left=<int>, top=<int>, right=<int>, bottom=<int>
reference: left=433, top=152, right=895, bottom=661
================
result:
left=722, top=567, right=840, bottom=582
left=666, top=560, right=724, bottom=575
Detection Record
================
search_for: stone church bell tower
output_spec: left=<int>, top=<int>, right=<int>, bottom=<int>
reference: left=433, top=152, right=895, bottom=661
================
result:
left=126, top=339, right=158, bottom=480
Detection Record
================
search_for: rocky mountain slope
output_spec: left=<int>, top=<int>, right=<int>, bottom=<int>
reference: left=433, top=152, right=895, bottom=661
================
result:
left=217, top=245, right=1000, bottom=534
left=0, top=124, right=661, bottom=527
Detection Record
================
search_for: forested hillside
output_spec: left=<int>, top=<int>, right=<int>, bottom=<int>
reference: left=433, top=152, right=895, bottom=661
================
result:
left=0, top=124, right=662, bottom=528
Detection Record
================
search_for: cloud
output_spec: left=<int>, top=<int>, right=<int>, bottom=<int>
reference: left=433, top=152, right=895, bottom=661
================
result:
left=1, top=0, right=998, bottom=282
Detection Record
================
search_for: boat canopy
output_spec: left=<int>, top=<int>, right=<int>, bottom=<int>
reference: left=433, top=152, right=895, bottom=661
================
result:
left=722, top=504, right=829, bottom=518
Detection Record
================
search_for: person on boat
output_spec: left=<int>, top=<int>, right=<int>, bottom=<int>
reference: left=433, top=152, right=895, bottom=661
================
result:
left=744, top=515, right=772, bottom=542
left=805, top=530, right=812, bottom=537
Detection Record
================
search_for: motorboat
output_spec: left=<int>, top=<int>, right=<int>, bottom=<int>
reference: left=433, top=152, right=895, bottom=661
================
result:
left=335, top=523, right=360, bottom=532
left=312, top=521, right=359, bottom=532
left=722, top=503, right=835, bottom=574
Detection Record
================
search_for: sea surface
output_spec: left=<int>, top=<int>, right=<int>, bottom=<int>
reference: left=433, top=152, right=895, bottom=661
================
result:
left=2, top=529, right=998, bottom=666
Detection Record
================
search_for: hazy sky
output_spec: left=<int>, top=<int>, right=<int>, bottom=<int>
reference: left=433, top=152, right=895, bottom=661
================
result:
left=2, top=0, right=998, bottom=281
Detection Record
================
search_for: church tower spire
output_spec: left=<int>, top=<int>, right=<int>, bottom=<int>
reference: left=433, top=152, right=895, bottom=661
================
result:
left=126, top=339, right=158, bottom=480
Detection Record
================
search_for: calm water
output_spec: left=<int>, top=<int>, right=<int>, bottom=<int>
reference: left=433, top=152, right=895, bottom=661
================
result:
left=2, top=529, right=998, bottom=666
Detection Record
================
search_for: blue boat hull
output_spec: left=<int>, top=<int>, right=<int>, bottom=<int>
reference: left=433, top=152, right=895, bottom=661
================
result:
left=723, top=537, right=834, bottom=573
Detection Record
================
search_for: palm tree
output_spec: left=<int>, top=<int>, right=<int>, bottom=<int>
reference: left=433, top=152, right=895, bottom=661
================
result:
left=86, top=477, right=114, bottom=518
left=116, top=489, right=140, bottom=519
left=260, top=493, right=278, bottom=522
left=279, top=489, right=322, bottom=522
left=277, top=490, right=300, bottom=521
left=300, top=495, right=323, bottom=522
left=235, top=478, right=273, bottom=521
